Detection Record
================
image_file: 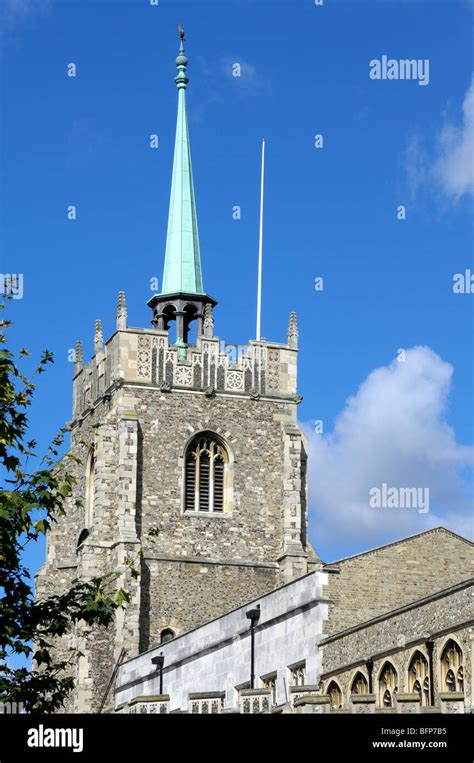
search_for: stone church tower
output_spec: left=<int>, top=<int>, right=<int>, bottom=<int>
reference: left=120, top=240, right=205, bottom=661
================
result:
left=36, top=34, right=318, bottom=712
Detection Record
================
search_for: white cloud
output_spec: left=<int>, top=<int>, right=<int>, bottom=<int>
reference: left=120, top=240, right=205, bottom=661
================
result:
left=189, top=55, right=271, bottom=123
left=434, top=76, right=474, bottom=199
left=197, top=56, right=258, bottom=84
left=405, top=76, right=474, bottom=203
left=0, top=0, right=51, bottom=35
left=306, top=347, right=473, bottom=560
left=405, top=133, right=427, bottom=201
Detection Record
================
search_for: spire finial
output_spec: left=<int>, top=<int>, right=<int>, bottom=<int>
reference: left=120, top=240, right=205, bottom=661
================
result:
left=287, top=312, right=298, bottom=349
left=94, top=319, right=103, bottom=354
left=175, top=24, right=188, bottom=88
left=116, top=291, right=127, bottom=330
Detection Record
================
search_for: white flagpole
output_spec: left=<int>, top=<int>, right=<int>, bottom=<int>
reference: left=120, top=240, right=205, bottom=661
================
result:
left=256, top=139, right=265, bottom=341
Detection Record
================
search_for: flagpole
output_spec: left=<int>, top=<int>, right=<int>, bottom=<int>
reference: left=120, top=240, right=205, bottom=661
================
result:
left=256, top=139, right=265, bottom=341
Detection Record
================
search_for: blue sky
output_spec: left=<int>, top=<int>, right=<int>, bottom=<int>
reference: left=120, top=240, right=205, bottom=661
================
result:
left=1, top=0, right=473, bottom=588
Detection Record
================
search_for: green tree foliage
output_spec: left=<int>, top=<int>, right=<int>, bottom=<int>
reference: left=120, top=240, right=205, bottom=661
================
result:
left=0, top=303, right=130, bottom=712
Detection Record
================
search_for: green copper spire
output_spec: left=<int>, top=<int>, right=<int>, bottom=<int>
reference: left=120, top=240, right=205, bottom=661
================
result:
left=147, top=28, right=216, bottom=341
left=161, top=28, right=204, bottom=295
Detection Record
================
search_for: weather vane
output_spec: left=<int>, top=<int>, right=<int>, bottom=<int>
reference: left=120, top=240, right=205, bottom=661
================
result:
left=178, top=23, right=185, bottom=42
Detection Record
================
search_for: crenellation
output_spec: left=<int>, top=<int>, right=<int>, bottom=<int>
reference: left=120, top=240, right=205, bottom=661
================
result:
left=72, top=323, right=299, bottom=425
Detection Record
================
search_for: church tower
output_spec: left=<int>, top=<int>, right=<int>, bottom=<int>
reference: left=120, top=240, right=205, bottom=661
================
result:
left=35, top=31, right=318, bottom=713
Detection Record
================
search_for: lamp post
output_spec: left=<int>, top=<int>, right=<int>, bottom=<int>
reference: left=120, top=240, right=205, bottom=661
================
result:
left=246, top=604, right=260, bottom=689
left=151, top=652, right=165, bottom=695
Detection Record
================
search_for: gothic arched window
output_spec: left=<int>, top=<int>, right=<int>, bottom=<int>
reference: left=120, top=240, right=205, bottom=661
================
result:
left=378, top=662, right=398, bottom=707
left=408, top=651, right=430, bottom=706
left=184, top=434, right=229, bottom=513
left=408, top=650, right=430, bottom=707
left=327, top=680, right=343, bottom=709
left=351, top=672, right=369, bottom=695
left=85, top=447, right=95, bottom=528
left=441, top=640, right=464, bottom=693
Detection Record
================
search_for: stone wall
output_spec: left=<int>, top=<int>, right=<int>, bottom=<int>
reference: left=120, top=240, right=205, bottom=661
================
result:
left=323, top=528, right=474, bottom=636
left=115, top=571, right=329, bottom=712
left=320, top=580, right=473, bottom=712
left=142, top=558, right=278, bottom=650
left=126, top=387, right=307, bottom=564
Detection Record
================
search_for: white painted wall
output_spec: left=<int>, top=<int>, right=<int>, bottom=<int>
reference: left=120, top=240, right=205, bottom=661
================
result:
left=115, top=571, right=329, bottom=711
